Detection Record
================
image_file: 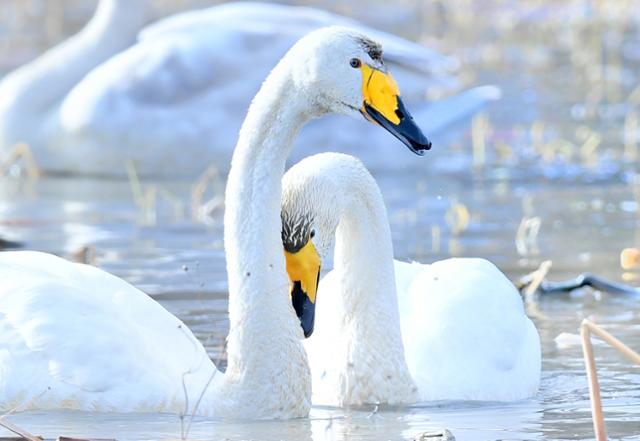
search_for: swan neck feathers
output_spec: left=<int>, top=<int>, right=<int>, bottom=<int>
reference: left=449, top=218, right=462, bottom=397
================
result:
left=282, top=153, right=417, bottom=404
left=222, top=36, right=335, bottom=418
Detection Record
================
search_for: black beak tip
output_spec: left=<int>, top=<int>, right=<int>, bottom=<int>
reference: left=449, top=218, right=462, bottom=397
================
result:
left=409, top=137, right=432, bottom=155
left=363, top=101, right=432, bottom=156
left=291, top=281, right=316, bottom=339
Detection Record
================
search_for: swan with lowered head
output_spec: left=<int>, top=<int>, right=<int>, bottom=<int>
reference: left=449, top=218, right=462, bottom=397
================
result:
left=0, top=27, right=431, bottom=417
left=281, top=153, right=541, bottom=406
left=0, top=0, right=479, bottom=177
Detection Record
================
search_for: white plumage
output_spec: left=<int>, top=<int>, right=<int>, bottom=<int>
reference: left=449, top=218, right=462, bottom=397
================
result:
left=395, top=258, right=541, bottom=402
left=0, top=251, right=220, bottom=414
left=0, top=26, right=430, bottom=417
left=281, top=153, right=541, bottom=406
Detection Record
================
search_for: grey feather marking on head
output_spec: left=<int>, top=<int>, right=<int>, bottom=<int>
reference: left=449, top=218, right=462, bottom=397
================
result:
left=281, top=211, right=314, bottom=253
left=358, top=37, right=383, bottom=62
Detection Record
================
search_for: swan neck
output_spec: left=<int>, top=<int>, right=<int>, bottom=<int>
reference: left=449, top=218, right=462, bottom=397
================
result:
left=332, top=177, right=417, bottom=400
left=223, top=63, right=311, bottom=404
left=225, top=68, right=308, bottom=311
left=334, top=182, right=397, bottom=316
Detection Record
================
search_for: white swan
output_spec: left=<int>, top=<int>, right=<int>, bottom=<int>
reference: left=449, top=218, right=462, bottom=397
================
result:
left=0, top=0, right=484, bottom=177
left=281, top=153, right=541, bottom=406
left=0, top=0, right=147, bottom=174
left=0, top=27, right=431, bottom=416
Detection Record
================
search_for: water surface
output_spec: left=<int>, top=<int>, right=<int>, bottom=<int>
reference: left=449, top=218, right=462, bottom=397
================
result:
left=1, top=1, right=640, bottom=440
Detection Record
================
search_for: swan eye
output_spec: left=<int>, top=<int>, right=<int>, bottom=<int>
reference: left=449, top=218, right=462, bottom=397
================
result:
left=310, top=229, right=315, bottom=239
left=349, top=58, right=361, bottom=68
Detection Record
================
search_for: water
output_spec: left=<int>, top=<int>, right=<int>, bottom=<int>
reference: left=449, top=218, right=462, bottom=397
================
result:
left=2, top=168, right=639, bottom=440
left=1, top=1, right=640, bottom=440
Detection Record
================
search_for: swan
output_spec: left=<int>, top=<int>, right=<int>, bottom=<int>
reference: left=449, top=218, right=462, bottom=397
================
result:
left=281, top=152, right=541, bottom=406
left=0, top=27, right=431, bottom=416
left=0, top=0, right=148, bottom=174
left=0, top=0, right=480, bottom=177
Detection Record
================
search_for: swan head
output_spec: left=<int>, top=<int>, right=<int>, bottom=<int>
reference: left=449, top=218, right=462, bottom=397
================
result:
left=281, top=153, right=373, bottom=338
left=288, top=27, right=432, bottom=154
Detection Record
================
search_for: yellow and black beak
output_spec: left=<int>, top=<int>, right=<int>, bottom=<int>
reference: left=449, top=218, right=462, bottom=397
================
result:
left=360, top=64, right=432, bottom=155
left=284, top=240, right=321, bottom=338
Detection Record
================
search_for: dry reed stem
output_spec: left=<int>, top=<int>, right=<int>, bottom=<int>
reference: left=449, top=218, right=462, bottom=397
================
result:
left=191, top=164, right=222, bottom=215
left=125, top=160, right=145, bottom=208
left=431, top=225, right=441, bottom=253
left=125, top=160, right=156, bottom=224
left=515, top=216, right=541, bottom=256
left=125, top=160, right=185, bottom=223
left=580, top=319, right=640, bottom=441
left=445, top=203, right=470, bottom=236
left=471, top=113, right=489, bottom=171
left=624, top=111, right=638, bottom=162
left=581, top=321, right=606, bottom=441
left=0, top=417, right=42, bottom=441
left=522, top=260, right=552, bottom=298
left=0, top=143, right=40, bottom=180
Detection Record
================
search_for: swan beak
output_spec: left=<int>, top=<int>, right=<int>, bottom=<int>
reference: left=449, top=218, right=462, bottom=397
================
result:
left=360, top=64, right=432, bottom=155
left=284, top=240, right=321, bottom=338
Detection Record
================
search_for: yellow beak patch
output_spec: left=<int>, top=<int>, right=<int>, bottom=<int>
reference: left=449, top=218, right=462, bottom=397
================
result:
left=360, top=64, right=401, bottom=125
left=284, top=240, right=321, bottom=304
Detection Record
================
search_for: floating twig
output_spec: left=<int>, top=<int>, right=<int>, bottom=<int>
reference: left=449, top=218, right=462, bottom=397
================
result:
left=517, top=260, right=553, bottom=299
left=414, top=429, right=456, bottom=440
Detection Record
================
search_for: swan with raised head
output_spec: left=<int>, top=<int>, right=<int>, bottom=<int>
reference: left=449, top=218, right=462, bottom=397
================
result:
left=281, top=153, right=540, bottom=406
left=0, top=27, right=431, bottom=416
left=0, top=0, right=480, bottom=177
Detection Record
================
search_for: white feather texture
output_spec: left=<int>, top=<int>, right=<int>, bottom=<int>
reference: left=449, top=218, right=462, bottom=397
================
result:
left=0, top=27, right=411, bottom=417
left=0, top=1, right=495, bottom=176
left=281, top=153, right=541, bottom=406
left=0, top=251, right=221, bottom=414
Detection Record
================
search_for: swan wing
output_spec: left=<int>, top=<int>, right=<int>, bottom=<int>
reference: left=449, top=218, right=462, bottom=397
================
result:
left=395, top=258, right=541, bottom=401
left=58, top=23, right=293, bottom=174
left=62, top=1, right=457, bottom=140
left=141, top=2, right=456, bottom=75
left=0, top=251, right=217, bottom=413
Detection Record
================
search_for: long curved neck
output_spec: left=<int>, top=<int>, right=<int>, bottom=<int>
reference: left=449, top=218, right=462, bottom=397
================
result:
left=221, top=62, right=312, bottom=416
left=333, top=176, right=417, bottom=400
left=0, top=0, right=147, bottom=145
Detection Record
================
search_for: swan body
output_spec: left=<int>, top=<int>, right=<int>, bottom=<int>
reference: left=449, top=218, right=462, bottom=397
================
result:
left=0, top=251, right=220, bottom=414
left=0, top=28, right=430, bottom=416
left=1, top=1, right=482, bottom=176
left=281, top=153, right=541, bottom=406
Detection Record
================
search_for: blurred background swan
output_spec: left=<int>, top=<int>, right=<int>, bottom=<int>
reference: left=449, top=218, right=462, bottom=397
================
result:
left=0, top=0, right=498, bottom=177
